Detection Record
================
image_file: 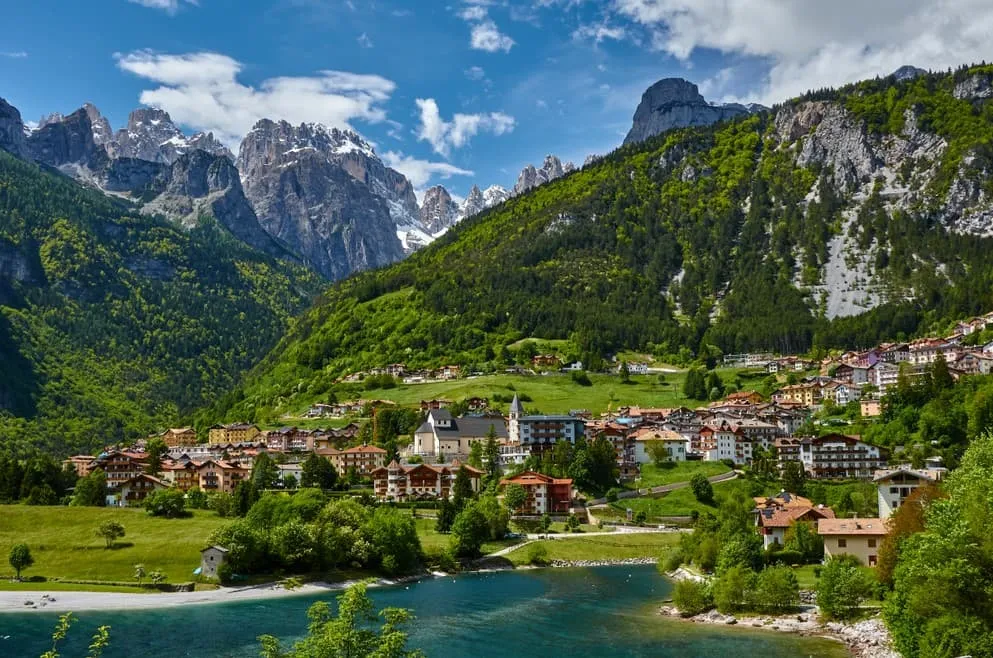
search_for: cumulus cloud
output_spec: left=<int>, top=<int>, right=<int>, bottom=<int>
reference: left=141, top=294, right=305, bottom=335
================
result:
left=613, top=0, right=993, bottom=104
left=382, top=151, right=474, bottom=188
left=128, top=0, right=197, bottom=14
left=470, top=20, right=516, bottom=52
left=572, top=22, right=626, bottom=44
left=115, top=50, right=395, bottom=147
left=415, top=98, right=515, bottom=157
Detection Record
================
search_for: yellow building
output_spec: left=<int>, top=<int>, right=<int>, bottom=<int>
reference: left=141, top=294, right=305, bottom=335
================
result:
left=818, top=517, right=889, bottom=566
left=208, top=423, right=261, bottom=445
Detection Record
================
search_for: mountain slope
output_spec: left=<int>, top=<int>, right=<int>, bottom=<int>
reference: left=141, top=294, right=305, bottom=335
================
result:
left=0, top=150, right=322, bottom=455
left=206, top=65, right=993, bottom=424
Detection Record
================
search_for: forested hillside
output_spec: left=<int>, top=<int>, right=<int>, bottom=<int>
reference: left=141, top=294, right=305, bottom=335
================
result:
left=0, top=151, right=322, bottom=455
left=206, top=65, right=993, bottom=425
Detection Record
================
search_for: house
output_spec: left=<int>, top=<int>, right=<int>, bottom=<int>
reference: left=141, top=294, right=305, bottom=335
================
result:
left=500, top=471, right=573, bottom=515
left=755, top=504, right=836, bottom=550
left=465, top=397, right=490, bottom=412
left=385, top=363, right=407, bottom=378
left=724, top=390, right=764, bottom=405
left=697, top=421, right=751, bottom=465
left=161, top=427, right=198, bottom=448
left=196, top=459, right=249, bottom=494
left=791, top=434, right=888, bottom=480
left=118, top=474, right=169, bottom=507
left=265, top=427, right=312, bottom=452
left=412, top=409, right=508, bottom=458
left=331, top=445, right=387, bottom=477
left=773, top=383, right=821, bottom=407
left=200, top=545, right=229, bottom=580
left=860, top=399, right=882, bottom=417
left=834, top=363, right=869, bottom=385
left=833, top=384, right=863, bottom=406
left=817, top=518, right=889, bottom=566
left=371, top=461, right=482, bottom=501
left=63, top=455, right=96, bottom=477
left=874, top=467, right=946, bottom=518
left=159, top=460, right=200, bottom=491
left=630, top=429, right=688, bottom=464
left=508, top=395, right=585, bottom=451
left=208, top=423, right=260, bottom=445
left=532, top=354, right=562, bottom=369
left=420, top=399, right=452, bottom=411
left=92, top=451, right=147, bottom=490
left=621, top=362, right=649, bottom=375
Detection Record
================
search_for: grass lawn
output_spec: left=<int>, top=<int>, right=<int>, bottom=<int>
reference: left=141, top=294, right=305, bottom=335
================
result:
left=0, top=506, right=228, bottom=585
left=602, top=479, right=777, bottom=520
left=288, top=372, right=703, bottom=418
left=631, top=462, right=732, bottom=489
left=792, top=565, right=820, bottom=589
left=504, top=533, right=680, bottom=565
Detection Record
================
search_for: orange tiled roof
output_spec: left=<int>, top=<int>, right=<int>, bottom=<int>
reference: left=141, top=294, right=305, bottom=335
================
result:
left=817, top=518, right=889, bottom=536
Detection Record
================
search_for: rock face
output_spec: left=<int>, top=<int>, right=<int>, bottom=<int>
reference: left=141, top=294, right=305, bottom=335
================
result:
left=82, top=103, right=114, bottom=147
left=623, top=78, right=755, bottom=145
left=512, top=155, right=575, bottom=195
left=483, top=185, right=510, bottom=208
left=893, top=65, right=928, bottom=81
left=0, top=98, right=28, bottom=158
left=461, top=185, right=486, bottom=219
left=419, top=185, right=461, bottom=233
left=237, top=119, right=404, bottom=280
left=954, top=72, right=993, bottom=100
left=26, top=107, right=108, bottom=170
left=144, top=150, right=293, bottom=259
left=113, top=108, right=232, bottom=164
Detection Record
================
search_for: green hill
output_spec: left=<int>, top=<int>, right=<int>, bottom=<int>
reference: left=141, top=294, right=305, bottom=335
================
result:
left=204, top=65, right=993, bottom=426
left=0, top=151, right=322, bottom=455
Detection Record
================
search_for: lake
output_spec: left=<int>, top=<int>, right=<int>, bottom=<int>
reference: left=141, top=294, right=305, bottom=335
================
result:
left=0, top=566, right=849, bottom=657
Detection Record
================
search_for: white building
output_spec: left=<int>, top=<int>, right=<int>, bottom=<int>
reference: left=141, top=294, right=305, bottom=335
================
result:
left=630, top=429, right=688, bottom=464
left=874, top=467, right=946, bottom=518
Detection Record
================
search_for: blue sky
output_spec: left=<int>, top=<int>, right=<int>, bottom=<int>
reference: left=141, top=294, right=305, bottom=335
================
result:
left=2, top=0, right=991, bottom=196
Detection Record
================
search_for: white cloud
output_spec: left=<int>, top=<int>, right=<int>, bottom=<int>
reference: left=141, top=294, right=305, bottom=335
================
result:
left=612, top=0, right=993, bottom=104
left=382, top=151, right=474, bottom=188
left=470, top=20, right=516, bottom=52
left=464, top=66, right=487, bottom=81
left=415, top=98, right=515, bottom=156
left=115, top=50, right=395, bottom=147
left=459, top=6, right=488, bottom=21
left=127, top=0, right=197, bottom=14
left=0, top=51, right=28, bottom=58
left=357, top=32, right=374, bottom=48
left=572, top=22, right=626, bottom=44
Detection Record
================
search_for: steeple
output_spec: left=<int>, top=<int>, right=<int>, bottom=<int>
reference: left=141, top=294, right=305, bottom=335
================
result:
left=510, top=393, right=523, bottom=417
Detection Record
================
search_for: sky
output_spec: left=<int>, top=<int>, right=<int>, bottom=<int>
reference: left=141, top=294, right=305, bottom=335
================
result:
left=2, top=0, right=992, bottom=197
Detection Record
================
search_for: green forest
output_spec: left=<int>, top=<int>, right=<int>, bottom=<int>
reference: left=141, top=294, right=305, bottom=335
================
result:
left=0, top=151, right=322, bottom=456
left=206, top=65, right=993, bottom=425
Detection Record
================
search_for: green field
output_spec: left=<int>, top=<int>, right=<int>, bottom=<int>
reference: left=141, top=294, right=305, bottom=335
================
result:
left=631, top=462, right=732, bottom=489
left=411, top=516, right=520, bottom=555
left=288, top=372, right=706, bottom=418
left=0, top=506, right=227, bottom=586
left=601, top=479, right=774, bottom=520
left=504, top=533, right=680, bottom=565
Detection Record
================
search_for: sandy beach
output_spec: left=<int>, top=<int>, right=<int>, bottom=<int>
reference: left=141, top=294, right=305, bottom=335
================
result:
left=0, top=580, right=377, bottom=614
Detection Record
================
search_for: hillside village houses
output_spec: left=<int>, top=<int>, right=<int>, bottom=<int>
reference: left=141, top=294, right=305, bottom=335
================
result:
left=874, top=462, right=947, bottom=518
left=818, top=518, right=890, bottom=566
left=753, top=491, right=836, bottom=550
left=372, top=461, right=483, bottom=501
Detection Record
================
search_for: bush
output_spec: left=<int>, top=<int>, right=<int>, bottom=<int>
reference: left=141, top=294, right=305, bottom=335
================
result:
left=144, top=488, right=188, bottom=518
left=605, top=488, right=621, bottom=503
left=754, top=565, right=800, bottom=612
left=818, top=555, right=874, bottom=620
left=672, top=579, right=712, bottom=616
left=571, top=371, right=592, bottom=386
left=690, top=474, right=713, bottom=504
left=713, top=565, right=755, bottom=613
left=216, top=562, right=233, bottom=585
left=765, top=549, right=805, bottom=566
left=526, top=543, right=549, bottom=566
left=634, top=511, right=647, bottom=526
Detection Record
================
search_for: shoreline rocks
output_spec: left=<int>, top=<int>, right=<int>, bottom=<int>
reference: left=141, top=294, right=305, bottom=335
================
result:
left=658, top=605, right=900, bottom=658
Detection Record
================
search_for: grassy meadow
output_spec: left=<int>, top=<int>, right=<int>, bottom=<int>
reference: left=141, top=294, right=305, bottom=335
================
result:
left=504, top=533, right=680, bottom=565
left=0, top=506, right=227, bottom=587
left=630, top=462, right=732, bottom=489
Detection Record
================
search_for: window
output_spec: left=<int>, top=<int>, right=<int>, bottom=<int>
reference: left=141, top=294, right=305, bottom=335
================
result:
left=837, top=538, right=847, bottom=548
left=867, top=538, right=877, bottom=548
left=868, top=555, right=877, bottom=566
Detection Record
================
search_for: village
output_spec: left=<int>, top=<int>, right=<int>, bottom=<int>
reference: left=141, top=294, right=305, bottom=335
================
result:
left=54, top=309, right=993, bottom=572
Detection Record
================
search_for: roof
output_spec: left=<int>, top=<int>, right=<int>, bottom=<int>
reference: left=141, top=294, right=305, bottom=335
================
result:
left=202, top=545, right=229, bottom=553
left=817, top=518, right=889, bottom=536
left=419, top=416, right=509, bottom=439
left=510, top=394, right=524, bottom=414
left=342, top=444, right=387, bottom=454
left=753, top=491, right=814, bottom=510
left=374, top=462, right=484, bottom=476
left=500, top=471, right=572, bottom=486
left=757, top=506, right=835, bottom=528
left=630, top=428, right=687, bottom=442
left=872, top=468, right=943, bottom=483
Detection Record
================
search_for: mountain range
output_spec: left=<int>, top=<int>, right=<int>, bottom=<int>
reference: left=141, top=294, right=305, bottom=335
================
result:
left=0, top=77, right=758, bottom=281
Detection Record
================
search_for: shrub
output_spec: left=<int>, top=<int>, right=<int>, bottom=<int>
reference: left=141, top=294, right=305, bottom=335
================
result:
left=672, top=579, right=712, bottom=616
left=571, top=371, right=592, bottom=386
left=690, top=474, right=713, bottom=504
left=144, top=488, right=188, bottom=518
left=605, top=488, right=621, bottom=503
left=526, top=543, right=549, bottom=566
left=754, top=565, right=800, bottom=612
left=766, top=549, right=805, bottom=566
left=662, top=549, right=685, bottom=573
left=818, top=555, right=875, bottom=620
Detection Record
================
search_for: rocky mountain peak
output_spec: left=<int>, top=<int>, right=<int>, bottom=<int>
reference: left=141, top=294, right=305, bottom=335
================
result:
left=81, top=103, right=113, bottom=147
left=419, top=185, right=461, bottom=233
left=512, top=154, right=575, bottom=195
left=26, top=106, right=107, bottom=170
left=892, top=65, right=928, bottom=81
left=461, top=184, right=485, bottom=219
left=0, top=97, right=29, bottom=158
left=115, top=107, right=232, bottom=164
left=483, top=185, right=509, bottom=208
left=624, top=77, right=759, bottom=145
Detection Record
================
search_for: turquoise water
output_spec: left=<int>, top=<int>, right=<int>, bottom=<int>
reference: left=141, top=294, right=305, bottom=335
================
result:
left=0, top=566, right=847, bottom=657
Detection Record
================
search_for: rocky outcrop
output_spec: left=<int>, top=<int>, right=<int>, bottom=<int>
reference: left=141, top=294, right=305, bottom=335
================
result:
left=461, top=185, right=486, bottom=219
left=0, top=98, right=28, bottom=158
left=483, top=185, right=510, bottom=208
left=82, top=104, right=114, bottom=147
left=419, top=185, right=461, bottom=233
left=99, top=157, right=168, bottom=194
left=893, top=65, right=927, bottom=81
left=237, top=119, right=403, bottom=279
left=624, top=78, right=755, bottom=145
left=26, top=107, right=108, bottom=171
left=954, top=72, right=993, bottom=100
left=113, top=108, right=232, bottom=164
left=512, top=155, right=575, bottom=196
